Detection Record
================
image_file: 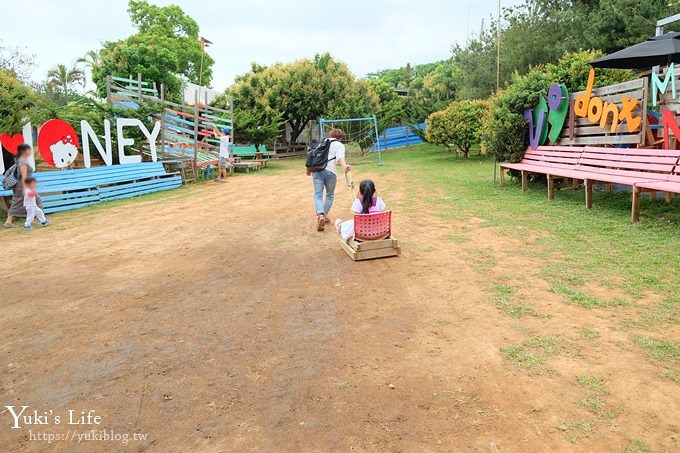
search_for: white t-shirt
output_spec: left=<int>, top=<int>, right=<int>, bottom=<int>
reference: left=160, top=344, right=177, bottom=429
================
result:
left=325, top=139, right=345, bottom=175
left=352, top=196, right=386, bottom=214
left=219, top=135, right=231, bottom=158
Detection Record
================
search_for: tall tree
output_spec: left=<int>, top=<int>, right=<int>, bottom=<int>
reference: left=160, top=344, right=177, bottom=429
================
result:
left=46, top=64, right=85, bottom=102
left=92, top=0, right=214, bottom=101
left=230, top=53, right=378, bottom=143
left=77, top=50, right=100, bottom=70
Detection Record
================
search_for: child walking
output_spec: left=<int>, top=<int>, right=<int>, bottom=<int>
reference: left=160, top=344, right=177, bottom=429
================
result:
left=335, top=179, right=386, bottom=242
left=23, top=177, right=50, bottom=231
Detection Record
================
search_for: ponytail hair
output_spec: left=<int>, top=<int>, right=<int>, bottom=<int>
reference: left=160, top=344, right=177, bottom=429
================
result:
left=359, top=179, right=376, bottom=214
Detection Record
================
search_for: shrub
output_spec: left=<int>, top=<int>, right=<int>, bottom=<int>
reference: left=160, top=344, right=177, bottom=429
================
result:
left=482, top=50, right=636, bottom=163
left=426, top=99, right=488, bottom=158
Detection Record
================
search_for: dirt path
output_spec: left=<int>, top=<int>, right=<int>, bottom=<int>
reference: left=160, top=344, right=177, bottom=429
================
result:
left=0, top=165, right=677, bottom=452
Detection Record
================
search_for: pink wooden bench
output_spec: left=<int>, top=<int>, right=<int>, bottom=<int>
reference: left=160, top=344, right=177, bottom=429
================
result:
left=500, top=146, right=680, bottom=222
left=633, top=165, right=680, bottom=222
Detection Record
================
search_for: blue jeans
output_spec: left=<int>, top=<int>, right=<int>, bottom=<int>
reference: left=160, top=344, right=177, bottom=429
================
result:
left=312, top=170, right=337, bottom=216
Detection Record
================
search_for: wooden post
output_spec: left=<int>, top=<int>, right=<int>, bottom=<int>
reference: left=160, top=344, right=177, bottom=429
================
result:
left=229, top=95, right=234, bottom=144
left=665, top=192, right=673, bottom=203
left=193, top=90, right=199, bottom=179
left=137, top=73, right=142, bottom=101
left=521, top=171, right=528, bottom=192
left=547, top=175, right=555, bottom=200
left=572, top=178, right=579, bottom=190
left=632, top=186, right=641, bottom=223
left=585, top=179, right=593, bottom=209
left=106, top=75, right=112, bottom=105
left=159, top=83, right=165, bottom=158
left=499, top=167, right=505, bottom=185
left=649, top=191, right=657, bottom=201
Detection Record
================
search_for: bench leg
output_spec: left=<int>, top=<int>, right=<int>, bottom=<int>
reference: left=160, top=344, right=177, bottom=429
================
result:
left=499, top=167, right=505, bottom=185
left=585, top=179, right=593, bottom=209
left=521, top=171, right=528, bottom=192
left=665, top=192, right=672, bottom=203
left=649, top=191, right=657, bottom=201
left=547, top=175, right=555, bottom=201
left=572, top=178, right=579, bottom=190
left=632, top=186, right=641, bottom=223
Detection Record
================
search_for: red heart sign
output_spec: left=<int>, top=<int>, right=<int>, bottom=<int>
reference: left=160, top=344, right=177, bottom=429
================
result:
left=0, top=132, right=25, bottom=155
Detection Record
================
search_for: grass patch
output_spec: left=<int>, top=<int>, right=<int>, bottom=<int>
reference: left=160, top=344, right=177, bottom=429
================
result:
left=335, top=381, right=350, bottom=389
left=659, top=369, right=680, bottom=383
left=552, top=284, right=629, bottom=309
left=578, top=396, right=614, bottom=419
left=556, top=419, right=593, bottom=443
left=577, top=327, right=600, bottom=340
left=523, top=336, right=561, bottom=356
left=622, top=438, right=651, bottom=453
left=633, top=335, right=680, bottom=364
left=576, top=376, right=609, bottom=395
left=500, top=346, right=548, bottom=374
left=493, top=284, right=537, bottom=318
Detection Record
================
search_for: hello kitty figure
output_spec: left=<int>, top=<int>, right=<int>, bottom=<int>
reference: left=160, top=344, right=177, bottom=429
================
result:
left=38, top=119, right=80, bottom=168
left=50, top=135, right=78, bottom=168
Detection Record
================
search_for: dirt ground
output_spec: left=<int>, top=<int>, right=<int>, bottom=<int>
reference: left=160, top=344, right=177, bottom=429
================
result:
left=0, top=164, right=677, bottom=452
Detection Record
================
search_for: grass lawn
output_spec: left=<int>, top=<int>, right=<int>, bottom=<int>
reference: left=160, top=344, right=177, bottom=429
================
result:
left=359, top=143, right=679, bottom=365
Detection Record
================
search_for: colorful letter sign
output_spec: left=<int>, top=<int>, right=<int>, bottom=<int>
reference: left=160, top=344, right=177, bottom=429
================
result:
left=526, top=69, right=644, bottom=149
left=524, top=83, right=569, bottom=149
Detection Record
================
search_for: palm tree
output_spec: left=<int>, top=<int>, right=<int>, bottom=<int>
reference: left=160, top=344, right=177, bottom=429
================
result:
left=77, top=50, right=99, bottom=70
left=47, top=64, right=85, bottom=102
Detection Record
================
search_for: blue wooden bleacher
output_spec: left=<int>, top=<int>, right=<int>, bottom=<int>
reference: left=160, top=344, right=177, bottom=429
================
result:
left=0, top=162, right=182, bottom=214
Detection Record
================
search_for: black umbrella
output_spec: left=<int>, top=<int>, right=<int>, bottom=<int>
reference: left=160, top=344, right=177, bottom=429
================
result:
left=591, top=32, right=680, bottom=69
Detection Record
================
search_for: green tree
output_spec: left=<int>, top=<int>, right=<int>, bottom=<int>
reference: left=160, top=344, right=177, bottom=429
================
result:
left=77, top=50, right=100, bottom=70
left=47, top=64, right=85, bottom=102
left=233, top=109, right=285, bottom=152
left=426, top=100, right=487, bottom=157
left=92, top=0, right=213, bottom=101
left=0, top=70, right=39, bottom=134
left=230, top=53, right=377, bottom=143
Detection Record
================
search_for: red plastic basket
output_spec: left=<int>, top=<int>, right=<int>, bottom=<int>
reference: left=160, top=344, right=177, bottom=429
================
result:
left=354, top=211, right=392, bottom=241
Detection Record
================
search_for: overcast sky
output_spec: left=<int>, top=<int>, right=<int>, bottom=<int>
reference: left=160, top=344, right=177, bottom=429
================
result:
left=2, top=0, right=523, bottom=91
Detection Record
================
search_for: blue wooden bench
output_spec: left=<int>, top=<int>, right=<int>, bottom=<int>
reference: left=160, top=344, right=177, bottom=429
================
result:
left=1, top=162, right=182, bottom=214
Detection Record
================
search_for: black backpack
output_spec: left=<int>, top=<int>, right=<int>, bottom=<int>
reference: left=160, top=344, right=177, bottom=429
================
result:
left=305, top=138, right=335, bottom=172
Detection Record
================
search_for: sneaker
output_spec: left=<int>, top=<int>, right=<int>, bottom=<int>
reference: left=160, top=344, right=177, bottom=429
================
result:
left=317, top=214, right=325, bottom=232
left=3, top=222, right=17, bottom=228
left=24, top=225, right=32, bottom=231
left=41, top=220, right=51, bottom=227
left=335, top=219, right=342, bottom=234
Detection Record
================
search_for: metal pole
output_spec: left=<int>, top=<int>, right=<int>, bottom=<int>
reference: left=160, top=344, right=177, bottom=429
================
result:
left=372, top=114, right=382, bottom=166
left=494, top=0, right=501, bottom=182
left=320, top=118, right=325, bottom=138
left=496, top=0, right=501, bottom=93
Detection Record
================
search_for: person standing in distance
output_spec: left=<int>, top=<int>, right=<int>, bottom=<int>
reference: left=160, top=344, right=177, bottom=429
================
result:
left=310, top=128, right=350, bottom=232
left=213, top=126, right=234, bottom=183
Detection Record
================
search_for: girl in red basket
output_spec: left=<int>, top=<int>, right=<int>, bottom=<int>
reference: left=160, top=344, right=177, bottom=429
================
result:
left=335, top=179, right=386, bottom=242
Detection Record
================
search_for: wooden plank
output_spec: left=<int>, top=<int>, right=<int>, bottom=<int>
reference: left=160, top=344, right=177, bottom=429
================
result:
left=352, top=238, right=399, bottom=252
left=570, top=78, right=644, bottom=98
left=340, top=239, right=358, bottom=260
left=556, top=134, right=643, bottom=145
